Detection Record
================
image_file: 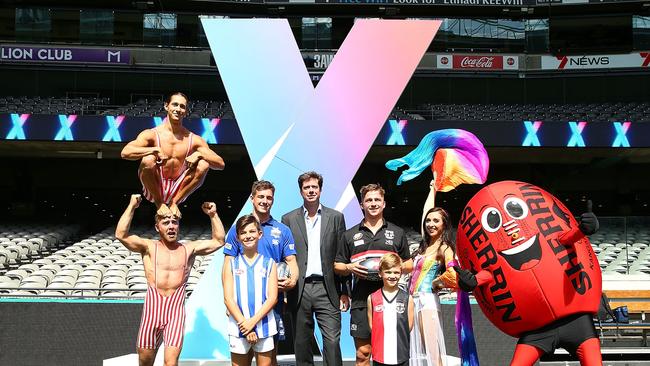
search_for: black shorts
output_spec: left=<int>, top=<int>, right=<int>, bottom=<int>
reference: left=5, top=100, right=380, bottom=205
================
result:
left=518, top=313, right=598, bottom=355
left=374, top=361, right=408, bottom=366
left=350, top=307, right=371, bottom=339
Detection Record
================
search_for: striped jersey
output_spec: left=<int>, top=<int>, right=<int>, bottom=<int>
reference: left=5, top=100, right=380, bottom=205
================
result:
left=224, top=216, right=296, bottom=312
left=228, top=253, right=278, bottom=338
left=371, top=288, right=410, bottom=365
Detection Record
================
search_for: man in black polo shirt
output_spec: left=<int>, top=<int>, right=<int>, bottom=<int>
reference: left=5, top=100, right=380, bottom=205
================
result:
left=334, top=183, right=413, bottom=366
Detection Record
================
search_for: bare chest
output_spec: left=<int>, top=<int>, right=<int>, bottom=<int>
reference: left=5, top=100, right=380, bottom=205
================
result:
left=157, top=133, right=193, bottom=159
left=143, top=243, right=190, bottom=287
left=155, top=248, right=187, bottom=271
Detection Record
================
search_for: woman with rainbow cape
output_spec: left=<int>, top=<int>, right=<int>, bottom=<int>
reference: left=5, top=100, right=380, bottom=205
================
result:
left=409, top=192, right=457, bottom=366
left=386, top=129, right=489, bottom=366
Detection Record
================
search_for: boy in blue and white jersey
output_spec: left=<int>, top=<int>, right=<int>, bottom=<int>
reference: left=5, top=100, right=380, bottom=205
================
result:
left=223, top=180, right=298, bottom=354
left=223, top=214, right=278, bottom=366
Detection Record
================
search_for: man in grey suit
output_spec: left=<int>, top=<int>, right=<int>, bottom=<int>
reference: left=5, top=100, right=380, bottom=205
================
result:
left=282, top=171, right=350, bottom=366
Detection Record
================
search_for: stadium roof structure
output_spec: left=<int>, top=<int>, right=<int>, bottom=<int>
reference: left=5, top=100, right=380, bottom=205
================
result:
left=9, top=0, right=650, bottom=17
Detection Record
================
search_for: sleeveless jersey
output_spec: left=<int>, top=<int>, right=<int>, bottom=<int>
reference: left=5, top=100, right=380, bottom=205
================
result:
left=371, top=288, right=410, bottom=364
left=228, top=253, right=277, bottom=338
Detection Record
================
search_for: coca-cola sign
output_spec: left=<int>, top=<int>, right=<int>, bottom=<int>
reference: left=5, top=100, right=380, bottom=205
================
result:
left=457, top=55, right=502, bottom=69
left=436, top=54, right=519, bottom=70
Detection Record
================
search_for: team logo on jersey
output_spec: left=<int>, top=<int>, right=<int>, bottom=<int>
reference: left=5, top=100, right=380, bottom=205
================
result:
left=351, top=324, right=358, bottom=331
left=234, top=268, right=245, bottom=276
left=374, top=304, right=384, bottom=312
left=385, top=230, right=394, bottom=240
left=289, top=244, right=295, bottom=250
left=225, top=243, right=232, bottom=250
left=353, top=233, right=363, bottom=240
left=258, top=267, right=268, bottom=277
left=271, top=227, right=282, bottom=238
left=395, top=301, right=406, bottom=314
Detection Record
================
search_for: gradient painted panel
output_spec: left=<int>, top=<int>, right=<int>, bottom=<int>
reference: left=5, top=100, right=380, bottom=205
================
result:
left=266, top=20, right=441, bottom=211
left=183, top=18, right=440, bottom=361
left=200, top=19, right=313, bottom=172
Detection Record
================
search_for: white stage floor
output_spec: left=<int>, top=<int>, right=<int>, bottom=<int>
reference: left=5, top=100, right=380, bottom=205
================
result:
left=104, top=354, right=462, bottom=365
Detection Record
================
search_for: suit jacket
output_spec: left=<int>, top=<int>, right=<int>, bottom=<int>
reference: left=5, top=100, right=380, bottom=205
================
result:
left=282, top=205, right=347, bottom=309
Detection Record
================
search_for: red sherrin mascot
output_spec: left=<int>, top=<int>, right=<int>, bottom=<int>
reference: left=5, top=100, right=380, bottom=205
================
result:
left=454, top=181, right=602, bottom=366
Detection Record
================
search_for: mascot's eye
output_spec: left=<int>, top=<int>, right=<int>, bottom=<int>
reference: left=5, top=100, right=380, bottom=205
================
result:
left=481, top=207, right=502, bottom=232
left=503, top=197, right=528, bottom=219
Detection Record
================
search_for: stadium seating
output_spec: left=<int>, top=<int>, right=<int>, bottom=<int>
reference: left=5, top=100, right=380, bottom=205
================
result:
left=400, top=102, right=650, bottom=122
left=0, top=225, right=214, bottom=299
left=0, top=224, right=78, bottom=272
left=0, top=96, right=110, bottom=116
left=0, top=96, right=227, bottom=119
left=404, top=222, right=650, bottom=278
left=3, top=96, right=649, bottom=121
left=1, top=219, right=648, bottom=299
left=593, top=223, right=650, bottom=276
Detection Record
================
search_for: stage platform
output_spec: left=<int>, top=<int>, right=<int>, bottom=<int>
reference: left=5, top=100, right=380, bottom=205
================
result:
left=5, top=299, right=650, bottom=366
left=104, top=355, right=462, bottom=365
left=105, top=352, right=650, bottom=366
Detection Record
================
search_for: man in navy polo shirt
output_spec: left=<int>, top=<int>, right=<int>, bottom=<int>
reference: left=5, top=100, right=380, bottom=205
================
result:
left=223, top=180, right=298, bottom=365
left=334, top=183, right=412, bottom=366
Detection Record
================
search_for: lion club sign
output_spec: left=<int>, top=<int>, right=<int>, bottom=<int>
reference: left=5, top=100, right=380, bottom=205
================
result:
left=437, top=54, right=519, bottom=70
left=456, top=181, right=601, bottom=337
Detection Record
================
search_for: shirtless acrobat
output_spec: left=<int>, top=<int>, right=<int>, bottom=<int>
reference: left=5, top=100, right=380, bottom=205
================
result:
left=115, top=194, right=226, bottom=366
left=121, top=92, right=225, bottom=216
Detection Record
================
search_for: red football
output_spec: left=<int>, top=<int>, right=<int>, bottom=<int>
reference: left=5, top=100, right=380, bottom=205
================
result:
left=358, top=257, right=382, bottom=281
left=456, top=181, right=601, bottom=337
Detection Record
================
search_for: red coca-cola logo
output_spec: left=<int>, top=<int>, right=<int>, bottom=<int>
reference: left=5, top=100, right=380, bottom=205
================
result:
left=453, top=55, right=504, bottom=70
left=460, top=56, right=493, bottom=68
left=440, top=56, right=449, bottom=65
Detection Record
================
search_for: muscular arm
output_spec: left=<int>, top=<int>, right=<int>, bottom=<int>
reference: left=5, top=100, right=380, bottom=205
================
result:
left=114, top=195, right=149, bottom=253
left=189, top=136, right=225, bottom=170
left=189, top=202, right=226, bottom=256
left=121, top=129, right=161, bottom=160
